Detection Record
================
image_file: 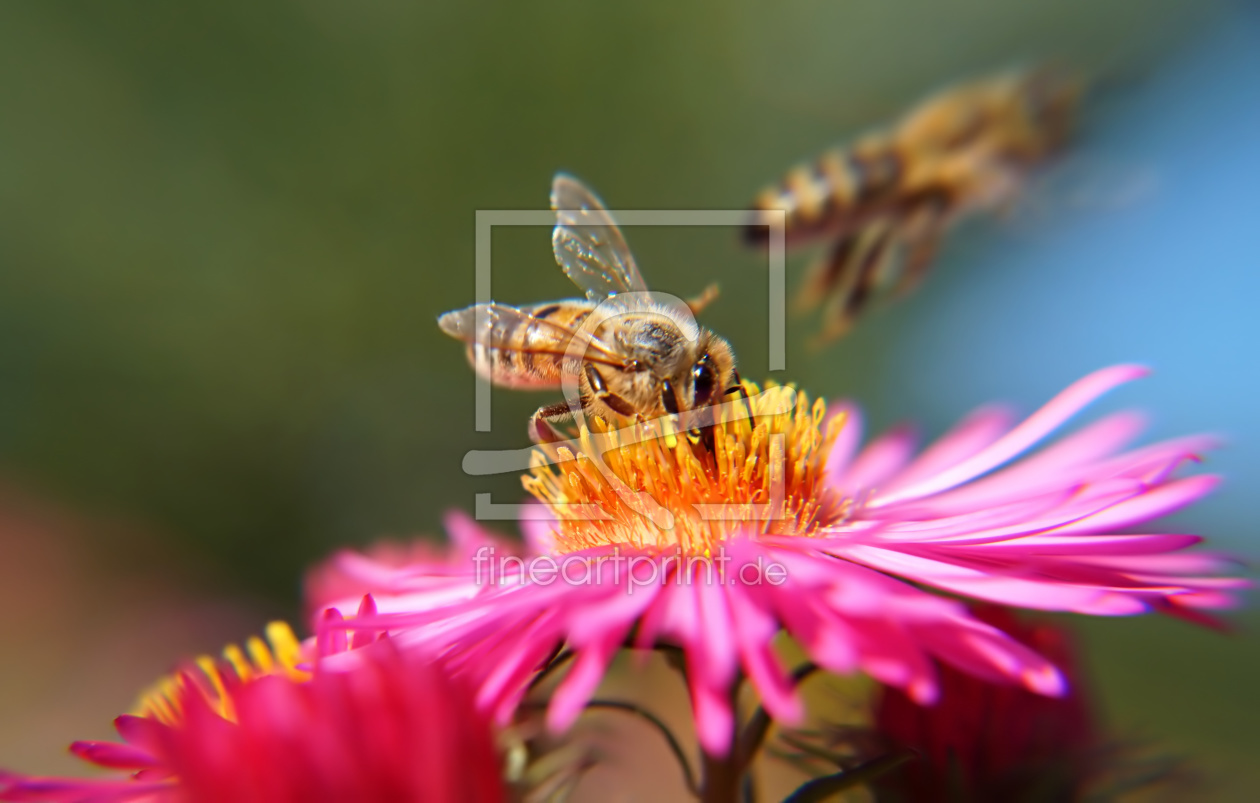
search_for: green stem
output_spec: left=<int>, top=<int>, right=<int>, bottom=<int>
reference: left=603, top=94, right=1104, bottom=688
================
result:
left=584, top=699, right=698, bottom=796
left=735, top=662, right=818, bottom=774
left=526, top=646, right=574, bottom=692
left=699, top=681, right=744, bottom=803
left=701, top=748, right=742, bottom=803
left=782, top=749, right=916, bottom=803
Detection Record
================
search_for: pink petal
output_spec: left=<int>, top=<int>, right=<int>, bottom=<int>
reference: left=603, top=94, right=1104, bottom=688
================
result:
left=884, top=404, right=1016, bottom=493
left=822, top=402, right=863, bottom=487
left=1051, top=476, right=1220, bottom=535
left=921, top=620, right=1066, bottom=696
left=112, top=716, right=168, bottom=753
left=869, top=365, right=1150, bottom=508
left=443, top=509, right=502, bottom=559
left=689, top=672, right=736, bottom=757
left=547, top=631, right=623, bottom=735
left=835, top=424, right=918, bottom=493
left=967, top=533, right=1203, bottom=556
left=518, top=505, right=558, bottom=554
left=726, top=582, right=802, bottom=725
left=67, top=741, right=159, bottom=770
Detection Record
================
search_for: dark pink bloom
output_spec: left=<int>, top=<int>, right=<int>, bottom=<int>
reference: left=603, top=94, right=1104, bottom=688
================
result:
left=313, top=367, right=1244, bottom=757
left=0, top=629, right=504, bottom=803
left=872, top=606, right=1096, bottom=802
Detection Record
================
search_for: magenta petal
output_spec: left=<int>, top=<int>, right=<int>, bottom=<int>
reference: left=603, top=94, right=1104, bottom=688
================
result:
left=518, top=504, right=558, bottom=553
left=995, top=409, right=1150, bottom=476
left=443, top=509, right=502, bottom=560
left=318, top=607, right=349, bottom=657
left=1052, top=476, right=1220, bottom=534
left=836, top=423, right=918, bottom=493
left=972, top=533, right=1203, bottom=556
left=547, top=631, right=622, bottom=734
left=683, top=581, right=738, bottom=691
left=349, top=595, right=379, bottom=650
left=68, top=741, right=159, bottom=770
left=1172, top=590, right=1243, bottom=609
left=0, top=777, right=171, bottom=801
left=727, top=581, right=802, bottom=725
left=823, top=402, right=863, bottom=486
left=688, top=671, right=736, bottom=757
left=870, top=365, right=1150, bottom=508
left=922, top=619, right=1066, bottom=696
left=885, top=404, right=1016, bottom=493
left=113, top=716, right=168, bottom=754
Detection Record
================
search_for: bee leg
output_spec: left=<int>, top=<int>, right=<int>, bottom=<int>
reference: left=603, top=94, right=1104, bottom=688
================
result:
left=722, top=370, right=753, bottom=424
left=814, top=226, right=894, bottom=346
left=685, top=282, right=721, bottom=316
left=894, top=199, right=949, bottom=297
left=695, top=423, right=717, bottom=455
left=896, top=228, right=943, bottom=297
left=529, top=402, right=578, bottom=444
left=795, top=235, right=857, bottom=313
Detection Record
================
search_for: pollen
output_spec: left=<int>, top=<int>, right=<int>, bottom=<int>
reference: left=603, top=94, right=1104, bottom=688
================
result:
left=133, top=621, right=309, bottom=726
left=523, top=381, right=850, bottom=555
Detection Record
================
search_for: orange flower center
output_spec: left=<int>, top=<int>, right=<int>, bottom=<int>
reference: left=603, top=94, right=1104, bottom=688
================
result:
left=523, top=382, right=849, bottom=555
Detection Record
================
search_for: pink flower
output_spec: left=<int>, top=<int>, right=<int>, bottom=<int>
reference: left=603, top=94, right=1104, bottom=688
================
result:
left=0, top=623, right=505, bottom=803
left=312, top=366, right=1244, bottom=758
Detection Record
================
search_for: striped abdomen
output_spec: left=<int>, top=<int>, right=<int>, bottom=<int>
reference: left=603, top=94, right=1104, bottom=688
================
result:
left=745, top=141, right=914, bottom=247
left=462, top=301, right=596, bottom=390
left=744, top=67, right=1080, bottom=250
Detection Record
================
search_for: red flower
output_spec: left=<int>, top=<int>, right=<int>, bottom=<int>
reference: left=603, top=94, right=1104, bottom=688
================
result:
left=0, top=625, right=505, bottom=803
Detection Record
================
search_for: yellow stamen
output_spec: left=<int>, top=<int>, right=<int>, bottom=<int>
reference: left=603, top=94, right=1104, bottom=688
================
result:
left=133, top=621, right=310, bottom=725
left=523, top=381, right=849, bottom=555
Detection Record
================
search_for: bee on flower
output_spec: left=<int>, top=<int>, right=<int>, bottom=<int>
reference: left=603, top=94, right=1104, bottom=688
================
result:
left=313, top=363, right=1245, bottom=798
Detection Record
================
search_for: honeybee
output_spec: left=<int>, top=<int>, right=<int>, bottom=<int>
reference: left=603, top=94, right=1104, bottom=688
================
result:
left=439, top=174, right=739, bottom=440
left=746, top=65, right=1082, bottom=344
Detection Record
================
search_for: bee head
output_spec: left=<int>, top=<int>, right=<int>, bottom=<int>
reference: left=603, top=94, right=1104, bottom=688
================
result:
left=580, top=315, right=737, bottom=425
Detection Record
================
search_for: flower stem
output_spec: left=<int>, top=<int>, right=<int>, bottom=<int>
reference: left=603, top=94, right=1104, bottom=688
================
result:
left=781, top=748, right=916, bottom=802
left=700, top=681, right=744, bottom=803
left=584, top=699, right=697, bottom=796
left=526, top=646, right=574, bottom=692
left=735, top=662, right=817, bottom=773
left=701, top=748, right=742, bottom=803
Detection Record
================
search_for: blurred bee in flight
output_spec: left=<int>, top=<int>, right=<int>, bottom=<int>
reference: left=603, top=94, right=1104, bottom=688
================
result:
left=745, top=65, right=1083, bottom=345
left=439, top=174, right=738, bottom=442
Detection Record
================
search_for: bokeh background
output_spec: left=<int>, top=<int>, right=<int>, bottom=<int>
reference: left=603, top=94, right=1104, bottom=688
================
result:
left=0, top=1, right=1256, bottom=798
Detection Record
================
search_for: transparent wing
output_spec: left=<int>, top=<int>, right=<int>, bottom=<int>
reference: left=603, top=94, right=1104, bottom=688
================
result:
left=551, top=173, right=648, bottom=300
left=437, top=302, right=625, bottom=367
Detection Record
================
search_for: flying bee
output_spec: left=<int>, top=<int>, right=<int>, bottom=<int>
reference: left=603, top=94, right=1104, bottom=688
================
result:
left=438, top=174, right=739, bottom=441
left=745, top=65, right=1083, bottom=344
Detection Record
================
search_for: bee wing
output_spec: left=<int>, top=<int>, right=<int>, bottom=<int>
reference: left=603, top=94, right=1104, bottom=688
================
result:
left=551, top=174, right=649, bottom=300
left=437, top=302, right=626, bottom=368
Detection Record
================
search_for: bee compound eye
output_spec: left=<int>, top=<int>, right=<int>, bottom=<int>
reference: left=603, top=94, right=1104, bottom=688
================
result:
left=692, top=358, right=716, bottom=406
left=660, top=379, right=680, bottom=416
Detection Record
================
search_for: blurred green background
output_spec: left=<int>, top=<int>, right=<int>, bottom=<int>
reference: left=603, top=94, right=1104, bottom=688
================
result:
left=0, top=0, right=1255, bottom=797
